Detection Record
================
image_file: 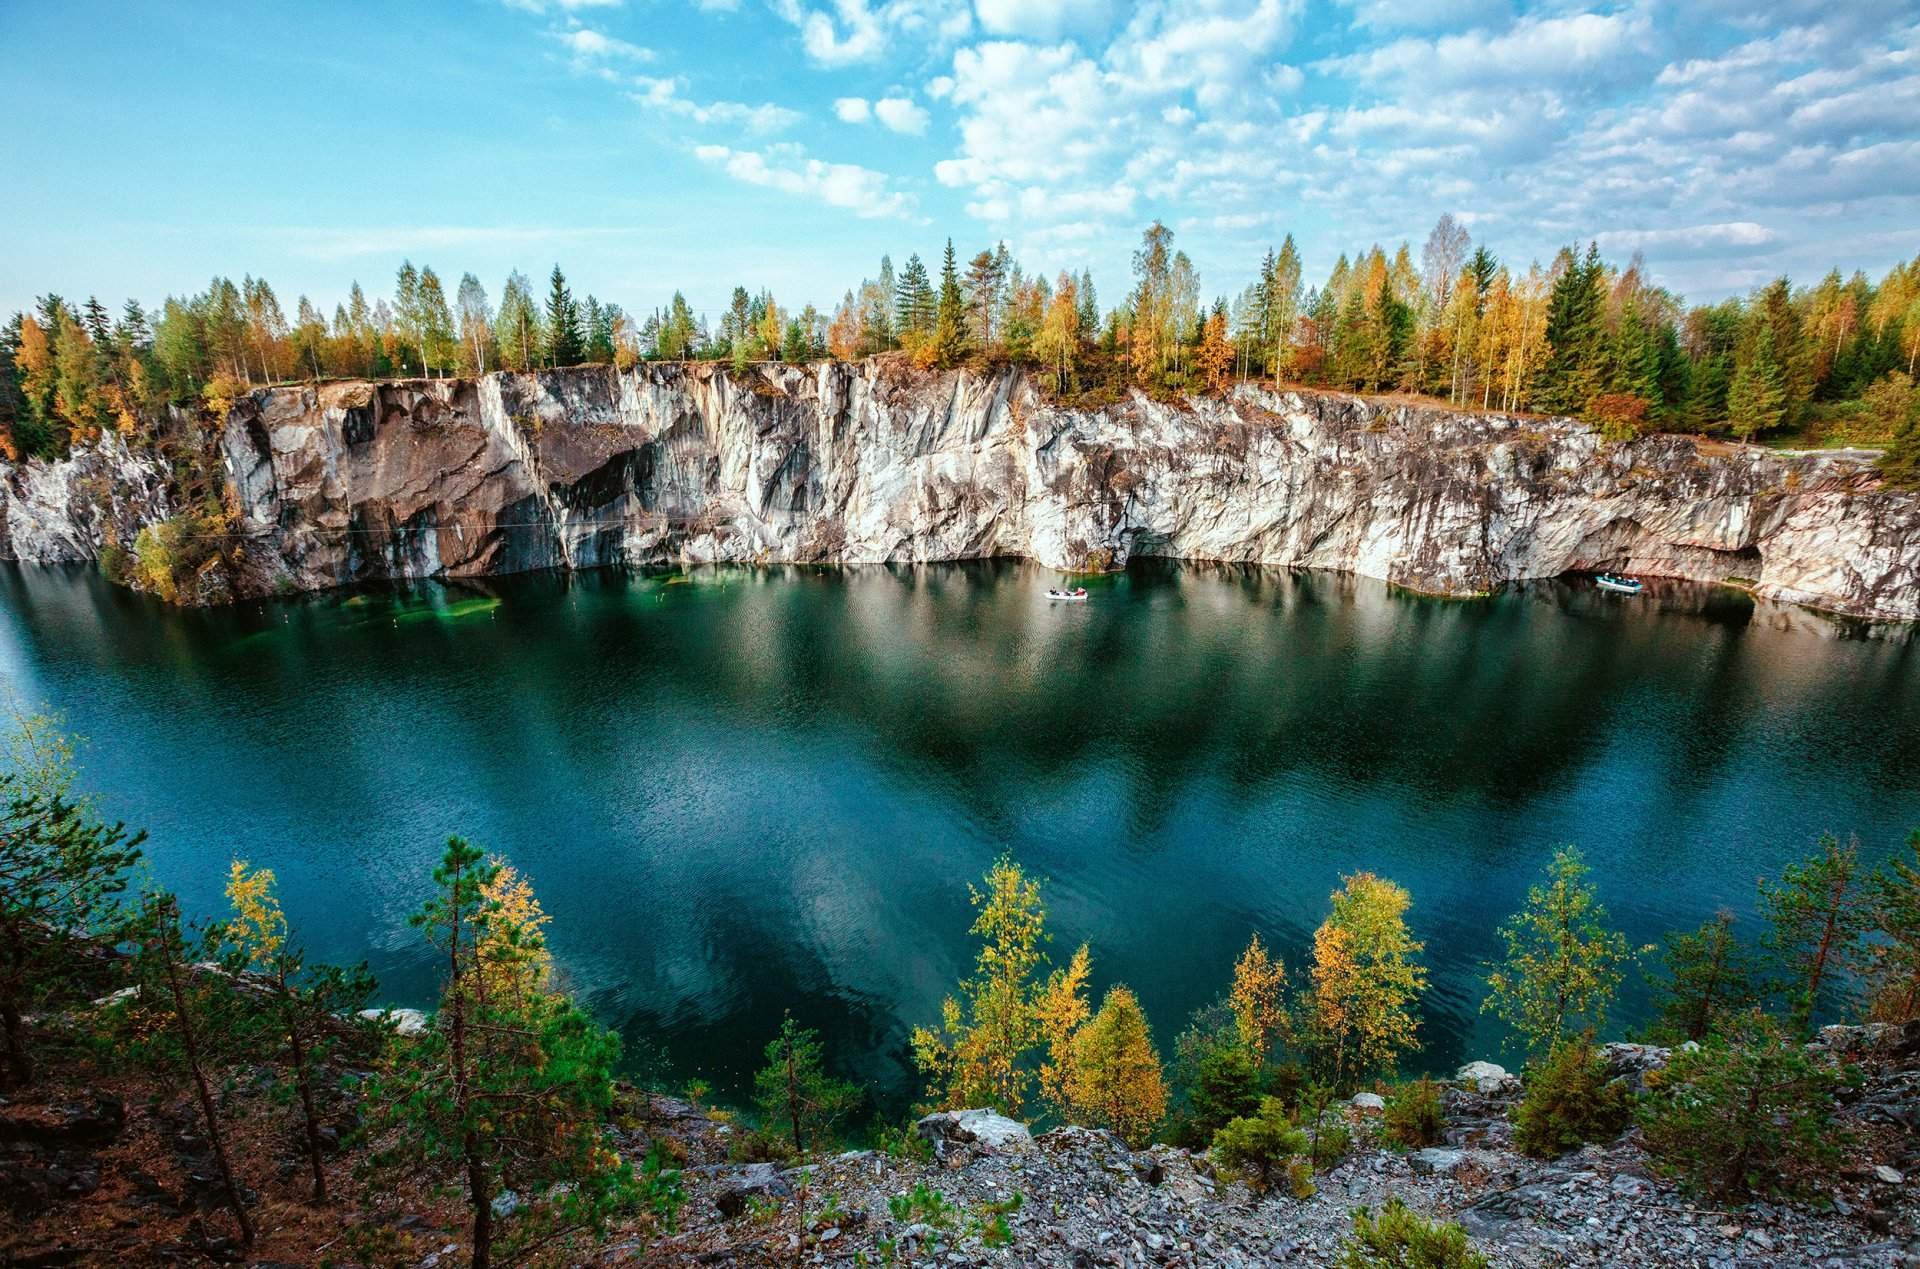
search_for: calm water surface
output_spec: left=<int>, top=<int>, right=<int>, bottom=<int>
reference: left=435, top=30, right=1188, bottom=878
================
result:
left=2, top=561, right=1917, bottom=1109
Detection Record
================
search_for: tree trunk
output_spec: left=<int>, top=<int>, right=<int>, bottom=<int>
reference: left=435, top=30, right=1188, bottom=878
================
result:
left=466, top=1142, right=493, bottom=1269
left=0, top=998, right=31, bottom=1087
left=159, top=916, right=255, bottom=1246
left=283, top=991, right=328, bottom=1202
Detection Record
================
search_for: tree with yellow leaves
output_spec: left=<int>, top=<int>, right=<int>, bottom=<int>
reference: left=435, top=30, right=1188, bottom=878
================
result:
left=1035, top=941, right=1091, bottom=1114
left=218, top=860, right=376, bottom=1202
left=1064, top=986, right=1167, bottom=1146
left=1196, top=305, right=1234, bottom=393
left=1035, top=273, right=1081, bottom=391
left=1304, top=873, right=1427, bottom=1088
left=477, top=857, right=553, bottom=1005
left=1228, top=932, right=1288, bottom=1071
left=912, top=855, right=1074, bottom=1118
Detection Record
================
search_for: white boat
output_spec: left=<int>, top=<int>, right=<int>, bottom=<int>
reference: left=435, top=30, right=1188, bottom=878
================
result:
left=1047, top=587, right=1089, bottom=602
left=1595, top=573, right=1643, bottom=595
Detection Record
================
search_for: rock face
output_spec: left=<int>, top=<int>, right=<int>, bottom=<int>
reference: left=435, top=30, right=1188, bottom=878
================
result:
left=6, top=360, right=1920, bottom=620
left=0, top=431, right=170, bottom=564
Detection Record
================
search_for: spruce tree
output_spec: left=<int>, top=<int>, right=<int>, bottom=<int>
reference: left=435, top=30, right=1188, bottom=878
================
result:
left=543, top=265, right=583, bottom=368
left=1727, top=317, right=1787, bottom=438
left=1536, top=244, right=1606, bottom=415
left=933, top=240, right=967, bottom=367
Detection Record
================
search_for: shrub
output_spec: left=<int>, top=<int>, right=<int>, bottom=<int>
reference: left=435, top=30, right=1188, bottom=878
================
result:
left=1636, top=1012, right=1853, bottom=1199
left=1212, top=1096, right=1308, bottom=1193
left=1169, top=1005, right=1263, bottom=1148
left=1512, top=1034, right=1631, bottom=1159
left=727, top=1126, right=797, bottom=1165
left=1340, top=1198, right=1488, bottom=1268
left=1382, top=1077, right=1446, bottom=1149
left=1586, top=392, right=1650, bottom=440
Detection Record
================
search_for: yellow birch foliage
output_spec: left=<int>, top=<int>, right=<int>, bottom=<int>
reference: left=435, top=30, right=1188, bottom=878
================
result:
left=1064, top=986, right=1167, bottom=1146
left=478, top=858, right=553, bottom=1001
left=225, top=859, right=288, bottom=968
left=1307, top=872, right=1427, bottom=1085
left=1229, top=932, right=1288, bottom=1070
left=911, top=856, right=1050, bottom=1116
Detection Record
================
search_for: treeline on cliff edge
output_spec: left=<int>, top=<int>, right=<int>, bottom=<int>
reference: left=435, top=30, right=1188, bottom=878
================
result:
left=4, top=218, right=1919, bottom=481
left=5, top=701, right=1919, bottom=1265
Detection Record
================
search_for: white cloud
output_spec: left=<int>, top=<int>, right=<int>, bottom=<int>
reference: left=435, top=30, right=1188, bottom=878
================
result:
left=629, top=78, right=800, bottom=133
left=504, top=0, right=621, bottom=12
left=774, top=0, right=972, bottom=67
left=1324, top=10, right=1653, bottom=91
left=874, top=95, right=931, bottom=134
left=1332, top=0, right=1508, bottom=31
left=556, top=26, right=653, bottom=62
left=834, top=96, right=873, bottom=122
left=1594, top=221, right=1783, bottom=256
left=973, top=0, right=1112, bottom=40
left=692, top=144, right=917, bottom=217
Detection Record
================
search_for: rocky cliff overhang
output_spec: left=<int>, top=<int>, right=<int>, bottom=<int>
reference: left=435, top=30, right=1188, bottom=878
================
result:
left=5, top=360, right=1917, bottom=620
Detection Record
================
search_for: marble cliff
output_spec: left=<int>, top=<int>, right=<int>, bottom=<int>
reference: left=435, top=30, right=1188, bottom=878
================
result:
left=3, top=359, right=1917, bottom=619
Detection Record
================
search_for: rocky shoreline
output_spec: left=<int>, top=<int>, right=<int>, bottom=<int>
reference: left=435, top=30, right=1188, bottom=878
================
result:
left=6, top=1018, right=1917, bottom=1265
left=3, top=361, right=1918, bottom=620
left=645, top=1025, right=1920, bottom=1268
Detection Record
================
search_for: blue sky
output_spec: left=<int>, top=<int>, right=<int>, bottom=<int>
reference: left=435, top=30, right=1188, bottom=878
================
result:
left=4, top=0, right=1918, bottom=324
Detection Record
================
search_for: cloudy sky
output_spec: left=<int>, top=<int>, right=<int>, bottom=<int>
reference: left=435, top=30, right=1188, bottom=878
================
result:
left=4, top=0, right=1917, bottom=322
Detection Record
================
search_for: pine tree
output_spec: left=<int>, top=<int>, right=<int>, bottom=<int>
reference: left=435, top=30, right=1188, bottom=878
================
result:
left=136, top=893, right=257, bottom=1247
left=217, top=861, right=377, bottom=1201
left=1482, top=846, right=1632, bottom=1058
left=544, top=266, right=583, bottom=368
left=0, top=778, right=145, bottom=1085
left=1866, top=833, right=1920, bottom=1022
left=362, top=839, right=667, bottom=1269
left=753, top=1012, right=862, bottom=1154
left=1759, top=834, right=1869, bottom=1032
left=1644, top=911, right=1761, bottom=1044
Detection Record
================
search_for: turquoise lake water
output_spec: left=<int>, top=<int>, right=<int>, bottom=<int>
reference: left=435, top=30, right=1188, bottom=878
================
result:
left=1, top=560, right=1916, bottom=1109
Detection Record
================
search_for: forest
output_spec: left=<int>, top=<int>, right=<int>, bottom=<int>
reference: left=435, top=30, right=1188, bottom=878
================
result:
left=4, top=218, right=1920, bottom=481
left=5, top=701, right=1918, bottom=1265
